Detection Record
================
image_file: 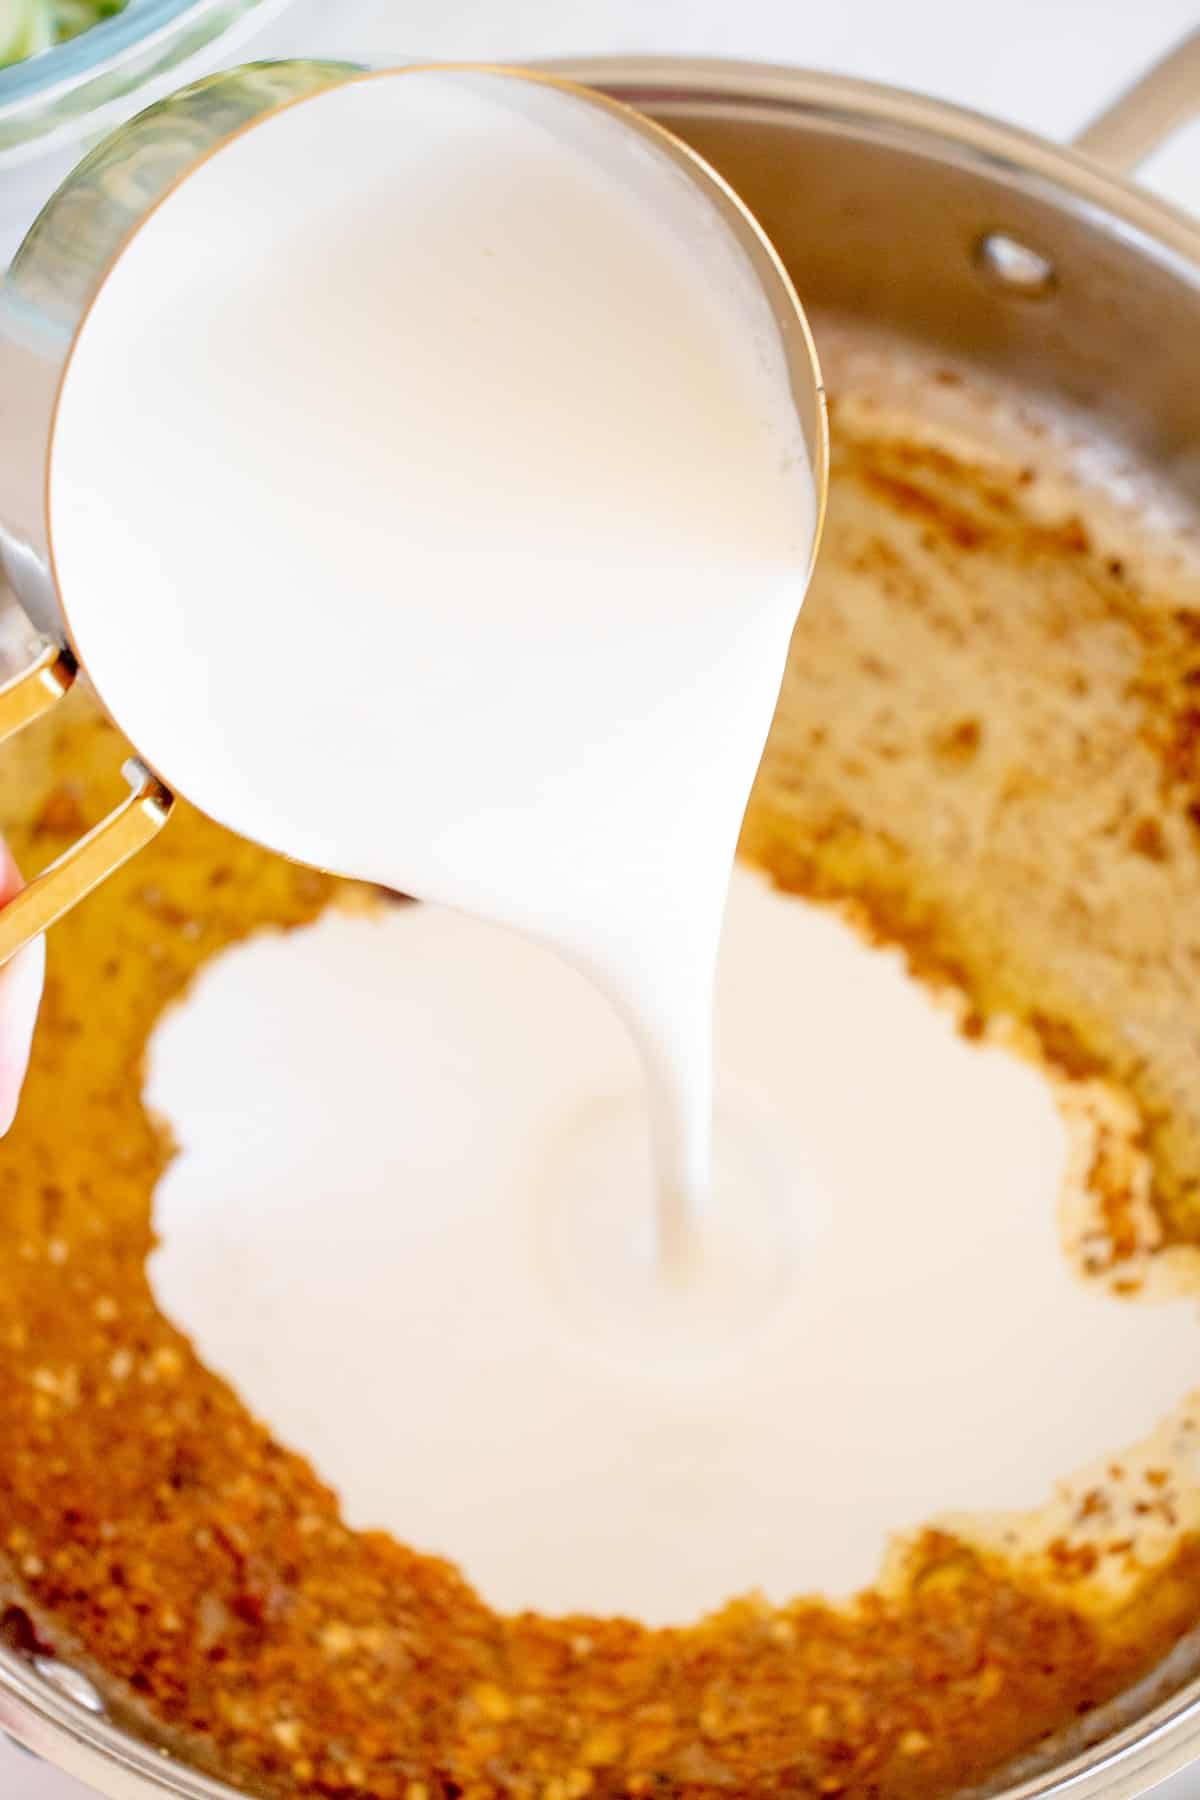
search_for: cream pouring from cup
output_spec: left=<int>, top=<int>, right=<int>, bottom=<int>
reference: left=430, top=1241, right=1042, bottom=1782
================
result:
left=0, top=59, right=826, bottom=1266
left=0, top=59, right=826, bottom=957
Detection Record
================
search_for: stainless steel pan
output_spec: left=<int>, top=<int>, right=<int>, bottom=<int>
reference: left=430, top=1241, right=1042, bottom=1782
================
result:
left=4, top=29, right=1200, bottom=1800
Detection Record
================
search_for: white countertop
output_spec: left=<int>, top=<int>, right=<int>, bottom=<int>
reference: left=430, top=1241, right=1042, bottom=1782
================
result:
left=4, top=0, right=1200, bottom=1794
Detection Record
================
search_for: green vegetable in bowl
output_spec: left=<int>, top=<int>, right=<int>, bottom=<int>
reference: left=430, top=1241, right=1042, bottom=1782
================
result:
left=0, top=0, right=127, bottom=66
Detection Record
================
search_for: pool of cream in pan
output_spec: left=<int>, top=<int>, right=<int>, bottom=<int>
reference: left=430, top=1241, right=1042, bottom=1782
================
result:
left=148, top=866, right=1200, bottom=1625
left=141, top=883, right=1198, bottom=1634
left=147, top=355, right=1200, bottom=1632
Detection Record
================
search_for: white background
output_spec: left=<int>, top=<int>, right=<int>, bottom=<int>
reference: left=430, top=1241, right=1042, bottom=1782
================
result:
left=4, top=0, right=1200, bottom=1794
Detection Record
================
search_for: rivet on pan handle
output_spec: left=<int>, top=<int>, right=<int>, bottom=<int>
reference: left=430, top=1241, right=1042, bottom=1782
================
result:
left=0, top=648, right=174, bottom=968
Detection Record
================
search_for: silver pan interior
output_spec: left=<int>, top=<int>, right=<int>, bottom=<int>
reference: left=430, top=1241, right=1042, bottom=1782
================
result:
left=6, top=52, right=1200, bottom=1800
left=578, top=57, right=1200, bottom=497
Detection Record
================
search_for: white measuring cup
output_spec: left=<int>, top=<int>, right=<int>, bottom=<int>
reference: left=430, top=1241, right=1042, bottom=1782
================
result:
left=0, top=58, right=827, bottom=964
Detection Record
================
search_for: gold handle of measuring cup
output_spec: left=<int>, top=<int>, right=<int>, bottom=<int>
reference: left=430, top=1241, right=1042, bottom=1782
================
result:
left=0, top=648, right=173, bottom=968
left=0, top=61, right=360, bottom=978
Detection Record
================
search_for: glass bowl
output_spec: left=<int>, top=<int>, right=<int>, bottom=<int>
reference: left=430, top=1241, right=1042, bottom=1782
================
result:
left=0, top=0, right=298, bottom=261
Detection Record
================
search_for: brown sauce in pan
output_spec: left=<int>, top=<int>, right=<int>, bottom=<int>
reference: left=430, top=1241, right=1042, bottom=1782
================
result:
left=6, top=381, right=1200, bottom=1797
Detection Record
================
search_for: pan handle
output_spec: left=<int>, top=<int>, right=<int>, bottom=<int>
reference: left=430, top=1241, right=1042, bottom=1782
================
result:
left=1074, top=28, right=1200, bottom=172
